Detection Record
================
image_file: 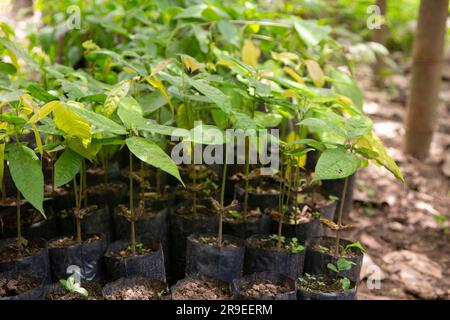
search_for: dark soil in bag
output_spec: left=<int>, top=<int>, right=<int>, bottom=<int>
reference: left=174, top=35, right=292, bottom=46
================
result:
left=104, top=239, right=166, bottom=283
left=234, top=181, right=280, bottom=210
left=185, top=234, right=245, bottom=283
left=44, top=281, right=103, bottom=300
left=0, top=238, right=51, bottom=285
left=113, top=202, right=169, bottom=270
left=303, top=236, right=364, bottom=283
left=103, top=275, right=169, bottom=300
left=244, top=235, right=305, bottom=279
left=0, top=271, right=45, bottom=300
left=171, top=275, right=231, bottom=300
left=169, top=202, right=218, bottom=282
left=0, top=206, right=58, bottom=241
left=232, top=272, right=297, bottom=300
left=297, top=274, right=357, bottom=300
left=87, top=181, right=128, bottom=213
left=58, top=205, right=112, bottom=243
left=270, top=210, right=320, bottom=244
left=223, top=207, right=271, bottom=239
left=48, top=234, right=107, bottom=283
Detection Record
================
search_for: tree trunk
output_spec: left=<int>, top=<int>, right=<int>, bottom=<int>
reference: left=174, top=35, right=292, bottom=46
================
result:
left=372, top=0, right=388, bottom=84
left=404, top=0, right=449, bottom=159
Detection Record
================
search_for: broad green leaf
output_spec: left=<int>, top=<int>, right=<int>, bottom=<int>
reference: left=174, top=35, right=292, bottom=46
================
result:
left=328, top=69, right=363, bottom=110
left=293, top=19, right=332, bottom=47
left=0, top=61, right=16, bottom=75
left=315, top=146, right=360, bottom=180
left=89, top=50, right=147, bottom=76
left=0, top=38, right=39, bottom=71
left=300, top=118, right=347, bottom=140
left=305, top=60, right=325, bottom=88
left=126, top=136, right=183, bottom=185
left=103, top=79, right=131, bottom=117
left=345, top=116, right=372, bottom=140
left=54, top=103, right=91, bottom=146
left=117, top=96, right=145, bottom=129
left=54, top=149, right=82, bottom=188
left=26, top=84, right=58, bottom=103
left=0, top=113, right=27, bottom=126
left=242, top=39, right=260, bottom=68
left=345, top=242, right=366, bottom=254
left=217, top=20, right=240, bottom=47
left=66, top=137, right=100, bottom=162
left=340, top=277, right=351, bottom=291
left=8, top=144, right=44, bottom=215
left=185, top=77, right=231, bottom=114
left=356, top=131, right=404, bottom=183
left=254, top=111, right=282, bottom=128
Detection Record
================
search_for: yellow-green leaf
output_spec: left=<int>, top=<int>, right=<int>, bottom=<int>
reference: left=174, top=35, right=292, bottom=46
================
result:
left=31, top=123, right=43, bottom=157
left=283, top=66, right=304, bottom=84
left=144, top=76, right=174, bottom=115
left=54, top=103, right=91, bottom=146
left=356, top=131, right=404, bottom=183
left=242, top=39, right=260, bottom=68
left=28, top=100, right=59, bottom=124
left=103, top=79, right=131, bottom=117
left=305, top=59, right=325, bottom=88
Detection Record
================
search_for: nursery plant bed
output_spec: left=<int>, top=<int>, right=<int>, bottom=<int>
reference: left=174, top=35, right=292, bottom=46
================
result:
left=297, top=274, right=357, bottom=300
left=48, top=233, right=107, bottom=282
left=103, top=276, right=169, bottom=300
left=104, top=239, right=165, bottom=282
left=0, top=271, right=44, bottom=300
left=171, top=275, right=231, bottom=300
left=244, top=235, right=305, bottom=279
left=303, top=236, right=364, bottom=283
left=58, top=205, right=112, bottom=243
left=222, top=207, right=271, bottom=239
left=169, top=203, right=218, bottom=281
left=232, top=272, right=297, bottom=300
left=0, top=238, right=51, bottom=284
left=44, top=282, right=103, bottom=300
left=270, top=205, right=320, bottom=243
left=185, top=233, right=245, bottom=283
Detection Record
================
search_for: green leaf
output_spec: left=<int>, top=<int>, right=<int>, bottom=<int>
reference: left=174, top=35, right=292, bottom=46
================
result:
left=185, top=77, right=231, bottom=114
left=89, top=50, right=147, bottom=76
left=117, top=97, right=146, bottom=129
left=337, top=258, right=355, bottom=272
left=217, top=20, right=240, bottom=47
left=126, top=136, right=183, bottom=185
left=288, top=138, right=325, bottom=152
left=8, top=144, right=44, bottom=215
left=0, top=61, right=16, bottom=74
left=293, top=19, right=332, bottom=47
left=345, top=116, right=372, bottom=140
left=26, top=84, right=59, bottom=103
left=327, top=263, right=338, bottom=273
left=103, top=79, right=131, bottom=117
left=340, top=277, right=351, bottom=292
left=315, top=146, right=360, bottom=180
left=0, top=113, right=27, bottom=126
left=328, top=69, right=363, bottom=110
left=254, top=111, right=282, bottom=128
left=54, top=149, right=82, bottom=188
left=0, top=38, right=39, bottom=71
left=300, top=117, right=347, bottom=140
left=345, top=242, right=366, bottom=254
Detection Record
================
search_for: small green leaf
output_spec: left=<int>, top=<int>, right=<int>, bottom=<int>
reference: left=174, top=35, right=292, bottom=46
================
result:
left=117, top=97, right=146, bottom=129
left=337, top=258, right=355, bottom=272
left=327, top=263, right=338, bottom=273
left=103, top=79, right=131, bottom=117
left=340, top=277, right=351, bottom=292
left=345, top=241, right=366, bottom=254
left=293, top=19, right=332, bottom=47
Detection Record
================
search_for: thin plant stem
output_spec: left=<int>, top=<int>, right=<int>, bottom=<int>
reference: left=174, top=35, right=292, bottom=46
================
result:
left=16, top=189, right=21, bottom=251
left=82, top=158, right=87, bottom=208
left=243, top=136, right=250, bottom=220
left=218, top=158, right=228, bottom=247
left=334, top=176, right=349, bottom=257
left=129, top=150, right=136, bottom=256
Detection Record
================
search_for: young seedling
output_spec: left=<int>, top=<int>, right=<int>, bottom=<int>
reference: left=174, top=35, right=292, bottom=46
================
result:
left=59, top=275, right=89, bottom=298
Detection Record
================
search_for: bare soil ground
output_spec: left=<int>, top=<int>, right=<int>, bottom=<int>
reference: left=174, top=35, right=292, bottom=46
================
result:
left=349, top=57, right=450, bottom=300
